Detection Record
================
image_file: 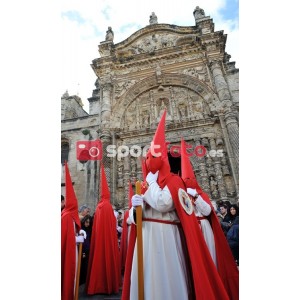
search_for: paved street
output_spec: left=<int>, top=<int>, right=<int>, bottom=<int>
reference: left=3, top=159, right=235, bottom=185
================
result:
left=78, top=284, right=122, bottom=300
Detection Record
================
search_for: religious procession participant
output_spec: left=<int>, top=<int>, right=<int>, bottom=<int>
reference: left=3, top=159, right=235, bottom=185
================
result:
left=181, top=138, right=239, bottom=300
left=119, top=180, right=134, bottom=275
left=122, top=110, right=229, bottom=300
left=61, top=162, right=86, bottom=300
left=85, top=162, right=121, bottom=295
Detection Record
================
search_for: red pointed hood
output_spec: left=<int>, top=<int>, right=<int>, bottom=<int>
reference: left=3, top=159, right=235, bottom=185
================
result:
left=145, top=110, right=171, bottom=188
left=62, top=162, right=81, bottom=230
left=180, top=138, right=203, bottom=194
left=100, top=162, right=110, bottom=203
left=128, top=180, right=133, bottom=209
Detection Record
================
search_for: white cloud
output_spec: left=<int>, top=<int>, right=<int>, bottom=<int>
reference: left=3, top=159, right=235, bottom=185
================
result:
left=61, top=0, right=239, bottom=110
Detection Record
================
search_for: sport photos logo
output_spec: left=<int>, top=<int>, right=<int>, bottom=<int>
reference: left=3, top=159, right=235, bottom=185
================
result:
left=76, top=140, right=223, bottom=161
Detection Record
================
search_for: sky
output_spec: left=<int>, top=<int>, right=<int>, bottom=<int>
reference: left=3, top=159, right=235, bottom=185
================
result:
left=61, top=0, right=239, bottom=112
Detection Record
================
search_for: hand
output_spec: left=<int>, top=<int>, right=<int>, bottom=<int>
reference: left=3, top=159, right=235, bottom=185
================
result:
left=187, top=188, right=198, bottom=197
left=76, top=235, right=84, bottom=243
left=79, top=229, right=87, bottom=239
left=146, top=171, right=159, bottom=185
left=131, top=194, right=144, bottom=207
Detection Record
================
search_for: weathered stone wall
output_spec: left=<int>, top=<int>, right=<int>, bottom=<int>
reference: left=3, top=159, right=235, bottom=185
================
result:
left=61, top=8, right=239, bottom=212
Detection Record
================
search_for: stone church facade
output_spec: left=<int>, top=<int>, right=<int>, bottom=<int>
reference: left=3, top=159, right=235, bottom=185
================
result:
left=61, top=7, right=239, bottom=212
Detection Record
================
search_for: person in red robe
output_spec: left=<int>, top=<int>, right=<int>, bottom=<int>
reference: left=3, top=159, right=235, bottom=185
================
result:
left=61, top=162, right=85, bottom=300
left=85, top=162, right=121, bottom=295
left=122, top=110, right=230, bottom=300
left=119, top=180, right=134, bottom=275
left=181, top=138, right=239, bottom=300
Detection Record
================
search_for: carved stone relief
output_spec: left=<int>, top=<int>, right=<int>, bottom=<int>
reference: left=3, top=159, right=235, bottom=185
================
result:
left=130, top=33, right=178, bottom=54
left=115, top=80, right=136, bottom=99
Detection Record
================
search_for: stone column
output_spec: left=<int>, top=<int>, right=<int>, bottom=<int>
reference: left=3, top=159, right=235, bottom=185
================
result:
left=210, top=60, right=231, bottom=107
left=101, top=82, right=112, bottom=128
left=212, top=158, right=228, bottom=200
left=209, top=137, right=227, bottom=200
left=136, top=156, right=143, bottom=182
left=99, top=130, right=112, bottom=204
left=136, top=99, right=141, bottom=129
left=111, top=130, right=117, bottom=207
left=210, top=60, right=239, bottom=185
left=194, top=139, right=210, bottom=196
left=150, top=90, right=156, bottom=128
left=224, top=110, right=239, bottom=166
left=169, top=87, right=179, bottom=122
left=123, top=154, right=130, bottom=209
left=187, top=90, right=194, bottom=120
left=218, top=113, right=239, bottom=192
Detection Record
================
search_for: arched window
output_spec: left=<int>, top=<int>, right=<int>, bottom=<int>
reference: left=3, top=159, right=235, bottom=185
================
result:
left=61, top=139, right=69, bottom=165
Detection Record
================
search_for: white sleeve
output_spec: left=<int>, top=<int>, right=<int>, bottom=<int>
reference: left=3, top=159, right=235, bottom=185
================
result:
left=194, top=195, right=212, bottom=216
left=128, top=206, right=136, bottom=224
left=143, top=182, right=174, bottom=213
left=126, top=216, right=132, bottom=225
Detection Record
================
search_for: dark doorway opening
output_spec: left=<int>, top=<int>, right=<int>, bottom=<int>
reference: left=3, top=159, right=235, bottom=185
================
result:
left=168, top=152, right=181, bottom=176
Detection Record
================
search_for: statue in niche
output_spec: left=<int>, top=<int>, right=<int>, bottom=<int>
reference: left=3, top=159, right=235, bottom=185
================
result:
left=156, top=65, right=162, bottom=77
left=142, top=113, right=150, bottom=127
left=149, top=12, right=158, bottom=25
left=157, top=99, right=172, bottom=122
left=221, top=156, right=230, bottom=175
left=105, top=26, right=114, bottom=42
left=130, top=157, right=137, bottom=173
left=117, top=165, right=124, bottom=187
left=142, top=37, right=155, bottom=53
left=209, top=176, right=218, bottom=198
left=194, top=101, right=204, bottom=119
left=125, top=112, right=135, bottom=130
left=178, top=105, right=187, bottom=119
left=224, top=175, right=235, bottom=196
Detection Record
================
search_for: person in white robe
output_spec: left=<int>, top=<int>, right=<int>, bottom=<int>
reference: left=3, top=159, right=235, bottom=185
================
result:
left=128, top=171, right=191, bottom=300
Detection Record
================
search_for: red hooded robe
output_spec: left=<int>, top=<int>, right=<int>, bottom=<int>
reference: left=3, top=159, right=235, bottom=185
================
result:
left=181, top=138, right=239, bottom=300
left=85, top=162, right=121, bottom=295
left=122, top=111, right=230, bottom=300
left=61, top=162, right=81, bottom=300
left=119, top=180, right=134, bottom=274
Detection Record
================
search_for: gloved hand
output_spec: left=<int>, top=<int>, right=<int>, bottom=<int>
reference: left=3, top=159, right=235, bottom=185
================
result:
left=131, top=194, right=143, bottom=207
left=146, top=171, right=159, bottom=185
left=187, top=188, right=198, bottom=198
left=76, top=235, right=84, bottom=243
left=79, top=229, right=87, bottom=239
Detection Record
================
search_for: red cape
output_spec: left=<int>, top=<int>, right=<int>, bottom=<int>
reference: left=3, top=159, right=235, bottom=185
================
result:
left=85, top=200, right=121, bottom=294
left=119, top=210, right=130, bottom=274
left=61, top=162, right=81, bottom=300
left=122, top=174, right=230, bottom=300
left=198, top=190, right=239, bottom=300
left=61, top=213, right=79, bottom=300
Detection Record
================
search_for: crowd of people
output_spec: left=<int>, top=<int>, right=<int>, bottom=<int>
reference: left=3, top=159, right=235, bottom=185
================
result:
left=61, top=110, right=239, bottom=300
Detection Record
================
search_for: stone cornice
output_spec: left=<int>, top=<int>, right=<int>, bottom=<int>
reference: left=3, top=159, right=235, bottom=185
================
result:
left=113, top=24, right=199, bottom=51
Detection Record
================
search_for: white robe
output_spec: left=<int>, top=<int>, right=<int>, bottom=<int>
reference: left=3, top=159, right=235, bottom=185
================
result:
left=129, top=182, right=189, bottom=300
left=194, top=196, right=217, bottom=266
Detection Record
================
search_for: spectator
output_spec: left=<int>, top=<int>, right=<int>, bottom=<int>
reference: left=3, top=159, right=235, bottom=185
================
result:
left=79, top=205, right=91, bottom=221
left=227, top=215, right=239, bottom=266
left=61, top=195, right=65, bottom=211
left=79, top=215, right=93, bottom=286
